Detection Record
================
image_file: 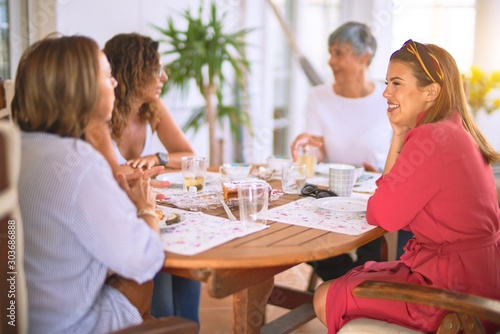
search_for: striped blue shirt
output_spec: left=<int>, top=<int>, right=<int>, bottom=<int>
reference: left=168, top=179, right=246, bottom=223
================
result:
left=19, top=132, right=165, bottom=334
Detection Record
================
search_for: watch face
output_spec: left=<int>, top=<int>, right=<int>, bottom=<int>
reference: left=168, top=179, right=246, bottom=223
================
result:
left=157, top=152, right=168, bottom=165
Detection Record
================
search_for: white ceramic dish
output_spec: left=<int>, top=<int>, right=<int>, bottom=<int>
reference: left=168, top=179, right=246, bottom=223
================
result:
left=314, top=197, right=367, bottom=214
left=156, top=172, right=219, bottom=185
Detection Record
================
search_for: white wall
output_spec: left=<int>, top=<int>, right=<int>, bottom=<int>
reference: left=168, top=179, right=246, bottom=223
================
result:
left=52, top=0, right=211, bottom=157
left=473, top=0, right=500, bottom=150
left=10, top=0, right=400, bottom=164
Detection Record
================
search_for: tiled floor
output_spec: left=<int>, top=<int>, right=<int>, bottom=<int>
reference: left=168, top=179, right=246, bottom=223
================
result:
left=198, top=263, right=327, bottom=334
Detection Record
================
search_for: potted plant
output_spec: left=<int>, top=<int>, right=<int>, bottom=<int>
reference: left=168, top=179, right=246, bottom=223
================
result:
left=153, top=2, right=253, bottom=165
left=462, top=66, right=500, bottom=116
left=462, top=66, right=500, bottom=151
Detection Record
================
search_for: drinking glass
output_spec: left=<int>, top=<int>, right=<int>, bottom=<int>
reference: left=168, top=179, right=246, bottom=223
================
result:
left=237, top=181, right=269, bottom=224
left=296, top=145, right=318, bottom=178
left=282, top=163, right=307, bottom=194
left=181, top=156, right=207, bottom=192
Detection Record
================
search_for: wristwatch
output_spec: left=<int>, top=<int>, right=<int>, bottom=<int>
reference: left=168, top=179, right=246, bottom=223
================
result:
left=156, top=152, right=169, bottom=166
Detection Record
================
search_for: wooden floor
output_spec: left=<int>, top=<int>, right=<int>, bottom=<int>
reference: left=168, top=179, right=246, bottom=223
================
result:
left=199, top=263, right=327, bottom=334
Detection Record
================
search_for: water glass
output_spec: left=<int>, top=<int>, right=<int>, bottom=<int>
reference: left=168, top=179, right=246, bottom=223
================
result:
left=237, top=181, right=269, bottom=224
left=181, top=156, right=207, bottom=192
left=282, top=163, right=307, bottom=194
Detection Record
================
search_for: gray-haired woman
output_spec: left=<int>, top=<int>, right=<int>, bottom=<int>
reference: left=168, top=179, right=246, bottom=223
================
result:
left=291, top=21, right=390, bottom=171
left=291, top=22, right=412, bottom=281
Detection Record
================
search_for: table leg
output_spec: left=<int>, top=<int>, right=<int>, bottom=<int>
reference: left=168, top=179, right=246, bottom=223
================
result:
left=233, top=277, right=274, bottom=334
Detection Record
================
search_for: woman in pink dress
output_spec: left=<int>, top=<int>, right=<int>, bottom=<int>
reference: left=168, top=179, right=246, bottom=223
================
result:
left=313, top=40, right=500, bottom=333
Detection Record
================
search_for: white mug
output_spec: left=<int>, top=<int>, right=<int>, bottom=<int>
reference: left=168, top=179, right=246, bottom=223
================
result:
left=329, top=164, right=356, bottom=197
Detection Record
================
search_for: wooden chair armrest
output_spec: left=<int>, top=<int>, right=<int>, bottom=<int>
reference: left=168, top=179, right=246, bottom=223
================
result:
left=111, top=316, right=199, bottom=334
left=353, top=280, right=500, bottom=324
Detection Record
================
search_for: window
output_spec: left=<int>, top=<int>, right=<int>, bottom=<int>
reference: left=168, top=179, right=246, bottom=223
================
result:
left=391, top=0, right=476, bottom=71
left=271, top=0, right=342, bottom=156
left=0, top=0, right=9, bottom=81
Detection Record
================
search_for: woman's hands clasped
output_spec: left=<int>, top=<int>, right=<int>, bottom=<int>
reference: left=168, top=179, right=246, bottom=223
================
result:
left=116, top=172, right=157, bottom=212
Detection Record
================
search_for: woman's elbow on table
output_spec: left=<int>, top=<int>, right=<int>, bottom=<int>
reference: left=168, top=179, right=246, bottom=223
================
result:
left=366, top=202, right=405, bottom=233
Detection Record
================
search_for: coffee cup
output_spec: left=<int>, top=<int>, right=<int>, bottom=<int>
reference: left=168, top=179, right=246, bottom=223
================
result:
left=328, top=164, right=356, bottom=197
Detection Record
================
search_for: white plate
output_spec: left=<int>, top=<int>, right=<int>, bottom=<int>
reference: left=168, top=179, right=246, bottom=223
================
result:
left=156, top=172, right=219, bottom=185
left=156, top=206, right=186, bottom=229
left=314, top=197, right=367, bottom=214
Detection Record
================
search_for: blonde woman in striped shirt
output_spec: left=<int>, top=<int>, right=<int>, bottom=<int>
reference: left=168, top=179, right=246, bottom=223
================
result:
left=12, top=35, right=165, bottom=334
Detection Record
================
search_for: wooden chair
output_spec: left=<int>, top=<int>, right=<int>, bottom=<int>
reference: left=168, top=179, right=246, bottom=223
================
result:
left=111, top=316, right=198, bottom=334
left=262, top=238, right=389, bottom=333
left=0, top=121, right=28, bottom=334
left=338, top=280, right=500, bottom=334
left=0, top=121, right=197, bottom=334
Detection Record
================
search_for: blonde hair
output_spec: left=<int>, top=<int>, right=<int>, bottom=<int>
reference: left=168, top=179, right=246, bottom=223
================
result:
left=390, top=43, right=500, bottom=164
left=12, top=34, right=100, bottom=138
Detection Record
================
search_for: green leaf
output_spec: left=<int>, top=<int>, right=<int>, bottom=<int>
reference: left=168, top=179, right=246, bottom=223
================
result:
left=152, top=1, right=256, bottom=163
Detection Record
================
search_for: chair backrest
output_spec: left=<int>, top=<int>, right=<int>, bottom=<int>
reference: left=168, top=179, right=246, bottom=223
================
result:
left=0, top=121, right=28, bottom=334
left=0, top=80, right=14, bottom=121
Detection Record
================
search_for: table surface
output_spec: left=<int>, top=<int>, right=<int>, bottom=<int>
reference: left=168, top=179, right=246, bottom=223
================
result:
left=158, top=174, right=385, bottom=334
left=162, top=184, right=385, bottom=269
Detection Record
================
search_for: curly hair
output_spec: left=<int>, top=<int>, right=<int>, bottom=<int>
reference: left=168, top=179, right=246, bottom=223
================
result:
left=103, top=33, right=162, bottom=141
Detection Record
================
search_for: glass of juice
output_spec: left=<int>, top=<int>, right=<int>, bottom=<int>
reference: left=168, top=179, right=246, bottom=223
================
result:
left=181, top=156, right=208, bottom=192
left=296, top=145, right=318, bottom=178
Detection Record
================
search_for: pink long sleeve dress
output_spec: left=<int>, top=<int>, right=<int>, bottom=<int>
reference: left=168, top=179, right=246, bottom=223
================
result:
left=325, top=111, right=500, bottom=333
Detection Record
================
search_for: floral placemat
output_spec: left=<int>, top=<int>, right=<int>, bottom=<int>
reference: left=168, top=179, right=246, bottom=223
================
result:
left=157, top=207, right=268, bottom=256
left=260, top=197, right=377, bottom=236
left=155, top=182, right=283, bottom=211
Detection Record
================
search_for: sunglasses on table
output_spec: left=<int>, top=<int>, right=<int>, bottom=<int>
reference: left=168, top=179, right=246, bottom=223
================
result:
left=300, top=184, right=337, bottom=199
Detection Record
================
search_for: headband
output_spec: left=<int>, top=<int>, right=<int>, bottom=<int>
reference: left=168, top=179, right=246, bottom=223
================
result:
left=403, top=39, right=444, bottom=85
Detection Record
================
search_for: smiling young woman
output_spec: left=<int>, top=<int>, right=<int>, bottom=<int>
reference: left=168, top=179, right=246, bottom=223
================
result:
left=313, top=40, right=500, bottom=334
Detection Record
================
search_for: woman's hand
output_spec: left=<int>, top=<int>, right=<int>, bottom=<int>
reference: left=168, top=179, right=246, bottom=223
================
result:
left=123, top=166, right=170, bottom=200
left=388, top=116, right=410, bottom=137
left=116, top=172, right=156, bottom=211
left=126, top=154, right=159, bottom=170
left=291, top=133, right=324, bottom=161
left=116, top=172, right=160, bottom=233
left=362, top=162, right=378, bottom=172
left=383, top=121, right=410, bottom=175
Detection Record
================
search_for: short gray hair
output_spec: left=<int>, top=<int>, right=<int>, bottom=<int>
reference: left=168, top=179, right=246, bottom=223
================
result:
left=328, top=22, right=377, bottom=65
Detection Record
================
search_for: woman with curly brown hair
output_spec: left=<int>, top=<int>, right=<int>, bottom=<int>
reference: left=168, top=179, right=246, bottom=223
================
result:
left=90, top=33, right=201, bottom=326
left=90, top=33, right=195, bottom=176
